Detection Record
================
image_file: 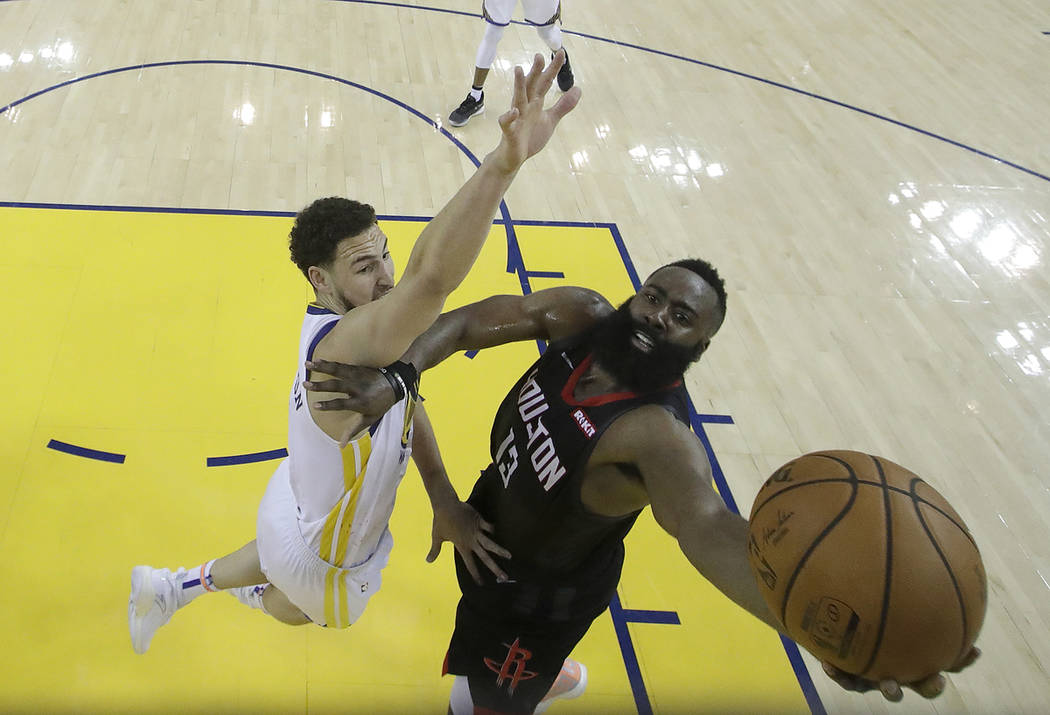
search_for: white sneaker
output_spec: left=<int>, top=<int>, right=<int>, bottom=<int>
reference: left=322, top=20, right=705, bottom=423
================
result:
left=535, top=658, right=587, bottom=713
left=128, top=565, right=182, bottom=654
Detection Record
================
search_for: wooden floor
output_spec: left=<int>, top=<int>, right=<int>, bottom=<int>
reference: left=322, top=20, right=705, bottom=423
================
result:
left=1, top=1, right=1048, bottom=713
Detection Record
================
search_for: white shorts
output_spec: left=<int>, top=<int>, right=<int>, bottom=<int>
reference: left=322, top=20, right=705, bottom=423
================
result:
left=256, top=460, right=393, bottom=628
left=483, top=0, right=561, bottom=26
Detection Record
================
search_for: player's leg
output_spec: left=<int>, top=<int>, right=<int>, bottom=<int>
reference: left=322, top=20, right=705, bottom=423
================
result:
left=128, top=540, right=270, bottom=654
left=443, top=598, right=591, bottom=714
left=260, top=585, right=311, bottom=625
left=449, top=0, right=512, bottom=126
left=527, top=1, right=573, bottom=91
left=447, top=659, right=587, bottom=715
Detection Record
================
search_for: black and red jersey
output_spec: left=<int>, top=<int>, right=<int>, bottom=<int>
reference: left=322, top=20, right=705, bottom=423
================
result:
left=459, top=332, right=691, bottom=622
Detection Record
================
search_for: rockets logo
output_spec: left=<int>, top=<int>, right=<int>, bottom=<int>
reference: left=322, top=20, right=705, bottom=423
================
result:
left=483, top=637, right=538, bottom=694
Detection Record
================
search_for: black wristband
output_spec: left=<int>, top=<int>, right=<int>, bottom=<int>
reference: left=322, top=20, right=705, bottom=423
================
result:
left=377, top=360, right=418, bottom=402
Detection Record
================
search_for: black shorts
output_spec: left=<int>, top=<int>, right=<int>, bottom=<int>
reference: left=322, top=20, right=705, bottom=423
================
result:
left=443, top=595, right=596, bottom=714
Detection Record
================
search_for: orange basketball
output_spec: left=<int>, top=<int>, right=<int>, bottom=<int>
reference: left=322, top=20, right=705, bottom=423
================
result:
left=746, top=450, right=987, bottom=683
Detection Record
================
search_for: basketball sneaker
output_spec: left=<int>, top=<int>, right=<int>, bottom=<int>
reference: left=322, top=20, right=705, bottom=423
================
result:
left=535, top=658, right=587, bottom=713
left=128, top=565, right=182, bottom=654
left=553, top=50, right=574, bottom=92
left=448, top=92, right=484, bottom=127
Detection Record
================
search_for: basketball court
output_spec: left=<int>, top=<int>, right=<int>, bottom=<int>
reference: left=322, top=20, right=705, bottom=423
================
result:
left=1, top=1, right=1048, bottom=713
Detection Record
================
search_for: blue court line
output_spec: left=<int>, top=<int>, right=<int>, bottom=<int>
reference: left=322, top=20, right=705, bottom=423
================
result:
left=0, top=200, right=297, bottom=217
left=46, top=439, right=125, bottom=464
left=608, top=593, right=657, bottom=715
left=688, top=410, right=741, bottom=534
left=524, top=270, right=565, bottom=279
left=620, top=608, right=681, bottom=625
left=206, top=448, right=288, bottom=467
left=0, top=200, right=428, bottom=223
left=496, top=218, right=620, bottom=229
left=696, top=413, right=734, bottom=424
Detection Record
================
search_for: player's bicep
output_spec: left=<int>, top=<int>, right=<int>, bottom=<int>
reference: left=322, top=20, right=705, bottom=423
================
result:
left=630, top=416, right=725, bottom=538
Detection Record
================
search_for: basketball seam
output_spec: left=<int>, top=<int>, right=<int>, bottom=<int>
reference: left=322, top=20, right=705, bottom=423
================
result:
left=909, top=476, right=972, bottom=668
left=777, top=454, right=860, bottom=628
left=858, top=456, right=894, bottom=677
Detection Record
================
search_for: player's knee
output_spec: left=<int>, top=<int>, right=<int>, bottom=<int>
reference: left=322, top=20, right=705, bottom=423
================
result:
left=535, top=23, right=562, bottom=51
left=262, top=586, right=311, bottom=625
left=475, top=22, right=506, bottom=69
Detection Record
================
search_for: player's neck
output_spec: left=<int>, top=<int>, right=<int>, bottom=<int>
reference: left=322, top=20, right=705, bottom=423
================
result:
left=314, top=293, right=349, bottom=315
left=574, top=361, right=628, bottom=399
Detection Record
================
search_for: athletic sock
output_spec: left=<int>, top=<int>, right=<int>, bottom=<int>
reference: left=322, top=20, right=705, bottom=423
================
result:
left=176, top=559, right=218, bottom=607
left=469, top=86, right=483, bottom=101
left=230, top=584, right=270, bottom=614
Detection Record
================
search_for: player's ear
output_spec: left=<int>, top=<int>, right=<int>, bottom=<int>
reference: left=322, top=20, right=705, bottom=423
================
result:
left=692, top=338, right=710, bottom=361
left=307, top=264, right=330, bottom=293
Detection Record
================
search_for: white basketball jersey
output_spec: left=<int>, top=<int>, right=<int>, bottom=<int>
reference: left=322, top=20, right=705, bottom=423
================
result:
left=286, top=303, right=416, bottom=569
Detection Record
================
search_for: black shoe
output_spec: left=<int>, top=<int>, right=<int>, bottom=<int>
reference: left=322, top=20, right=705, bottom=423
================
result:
left=554, top=50, right=574, bottom=91
left=448, top=92, right=484, bottom=127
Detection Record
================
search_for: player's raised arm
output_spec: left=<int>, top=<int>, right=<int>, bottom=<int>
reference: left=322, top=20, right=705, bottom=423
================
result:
left=314, top=52, right=581, bottom=370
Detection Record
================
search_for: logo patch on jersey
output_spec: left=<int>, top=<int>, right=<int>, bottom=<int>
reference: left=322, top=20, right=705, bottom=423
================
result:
left=572, top=408, right=596, bottom=438
left=483, top=637, right=538, bottom=694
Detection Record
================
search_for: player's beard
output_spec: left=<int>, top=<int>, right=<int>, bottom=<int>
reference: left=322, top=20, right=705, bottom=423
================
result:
left=587, top=300, right=698, bottom=393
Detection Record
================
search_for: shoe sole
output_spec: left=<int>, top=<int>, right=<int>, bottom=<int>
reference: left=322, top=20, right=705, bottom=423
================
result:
left=448, top=105, right=484, bottom=127
left=128, top=565, right=156, bottom=654
left=535, top=661, right=588, bottom=713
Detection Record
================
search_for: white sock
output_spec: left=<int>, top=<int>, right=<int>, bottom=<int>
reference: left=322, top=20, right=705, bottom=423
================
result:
left=176, top=559, right=218, bottom=607
left=469, top=86, right=483, bottom=101
left=230, top=584, right=270, bottom=614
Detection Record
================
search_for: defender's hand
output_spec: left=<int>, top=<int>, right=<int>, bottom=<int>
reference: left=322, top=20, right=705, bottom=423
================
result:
left=427, top=500, right=511, bottom=584
left=822, top=647, right=980, bottom=701
left=490, top=50, right=582, bottom=175
left=304, top=359, right=398, bottom=415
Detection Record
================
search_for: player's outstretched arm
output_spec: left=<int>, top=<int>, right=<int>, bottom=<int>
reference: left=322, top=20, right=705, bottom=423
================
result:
left=314, top=52, right=582, bottom=370
left=304, top=286, right=611, bottom=414
left=613, top=408, right=982, bottom=702
left=603, top=407, right=783, bottom=632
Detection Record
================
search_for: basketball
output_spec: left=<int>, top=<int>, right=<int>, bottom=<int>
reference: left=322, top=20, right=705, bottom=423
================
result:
left=746, top=450, right=987, bottom=683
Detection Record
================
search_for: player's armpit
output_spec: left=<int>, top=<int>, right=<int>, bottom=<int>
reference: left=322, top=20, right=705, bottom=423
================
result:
left=607, top=409, right=783, bottom=631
